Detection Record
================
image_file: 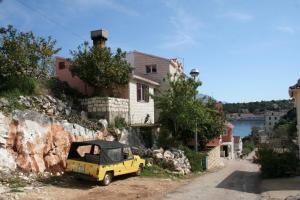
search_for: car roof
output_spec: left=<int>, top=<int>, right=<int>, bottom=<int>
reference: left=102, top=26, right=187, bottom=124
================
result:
left=71, top=140, right=128, bottom=149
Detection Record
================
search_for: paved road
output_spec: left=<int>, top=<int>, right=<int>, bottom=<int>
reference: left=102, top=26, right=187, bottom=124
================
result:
left=162, top=157, right=261, bottom=200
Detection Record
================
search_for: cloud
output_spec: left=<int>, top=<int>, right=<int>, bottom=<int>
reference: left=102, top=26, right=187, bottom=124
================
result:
left=70, top=0, right=139, bottom=16
left=221, top=12, right=254, bottom=22
left=160, top=1, right=201, bottom=49
left=276, top=26, right=295, bottom=34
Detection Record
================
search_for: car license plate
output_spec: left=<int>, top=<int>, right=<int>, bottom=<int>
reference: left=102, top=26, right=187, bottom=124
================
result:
left=77, top=166, right=85, bottom=173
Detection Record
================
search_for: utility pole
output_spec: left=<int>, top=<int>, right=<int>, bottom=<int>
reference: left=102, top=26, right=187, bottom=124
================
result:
left=190, top=68, right=199, bottom=151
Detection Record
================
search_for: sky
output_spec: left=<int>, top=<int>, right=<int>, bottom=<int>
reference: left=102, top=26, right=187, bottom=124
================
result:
left=0, top=0, right=299, bottom=103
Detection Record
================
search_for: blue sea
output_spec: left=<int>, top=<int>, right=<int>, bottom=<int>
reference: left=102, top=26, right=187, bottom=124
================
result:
left=230, top=120, right=265, bottom=138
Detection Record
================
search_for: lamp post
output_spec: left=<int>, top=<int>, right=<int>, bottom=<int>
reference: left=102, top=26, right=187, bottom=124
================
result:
left=190, top=69, right=199, bottom=151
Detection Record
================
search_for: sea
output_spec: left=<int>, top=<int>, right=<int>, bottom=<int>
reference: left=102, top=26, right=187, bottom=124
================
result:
left=230, top=120, right=265, bottom=138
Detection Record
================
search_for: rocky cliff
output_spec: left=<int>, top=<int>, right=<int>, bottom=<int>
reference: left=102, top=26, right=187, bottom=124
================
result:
left=0, top=109, right=109, bottom=177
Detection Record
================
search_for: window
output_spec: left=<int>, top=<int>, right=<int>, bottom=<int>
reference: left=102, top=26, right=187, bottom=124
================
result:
left=58, top=62, right=65, bottom=69
left=137, top=83, right=149, bottom=102
left=145, top=64, right=157, bottom=74
left=274, top=117, right=277, bottom=120
left=123, top=147, right=133, bottom=160
left=106, top=148, right=122, bottom=162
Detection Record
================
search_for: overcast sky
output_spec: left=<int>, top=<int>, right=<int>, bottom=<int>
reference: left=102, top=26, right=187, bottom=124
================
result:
left=1, top=0, right=299, bottom=103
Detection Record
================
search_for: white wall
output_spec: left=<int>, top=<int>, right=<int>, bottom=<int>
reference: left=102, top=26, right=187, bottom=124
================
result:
left=129, top=80, right=155, bottom=125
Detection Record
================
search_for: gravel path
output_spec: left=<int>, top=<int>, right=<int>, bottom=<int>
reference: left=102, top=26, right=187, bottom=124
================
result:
left=162, top=157, right=261, bottom=200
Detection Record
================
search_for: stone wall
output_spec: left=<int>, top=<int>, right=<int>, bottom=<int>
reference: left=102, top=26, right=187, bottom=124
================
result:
left=207, top=146, right=224, bottom=170
left=81, top=97, right=129, bottom=123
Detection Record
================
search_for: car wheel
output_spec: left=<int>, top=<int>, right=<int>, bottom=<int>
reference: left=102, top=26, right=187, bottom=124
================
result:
left=136, top=165, right=143, bottom=176
left=102, top=172, right=112, bottom=186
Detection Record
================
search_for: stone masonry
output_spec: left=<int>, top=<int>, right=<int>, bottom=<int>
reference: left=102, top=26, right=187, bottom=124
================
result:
left=207, top=146, right=224, bottom=170
left=81, top=97, right=129, bottom=123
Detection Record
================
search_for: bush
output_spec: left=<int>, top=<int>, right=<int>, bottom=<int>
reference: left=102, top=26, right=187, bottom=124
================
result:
left=156, top=128, right=179, bottom=149
left=179, top=146, right=207, bottom=172
left=243, top=141, right=255, bottom=155
left=0, top=76, right=40, bottom=96
left=47, top=77, right=83, bottom=100
left=114, top=116, right=127, bottom=129
left=257, top=148, right=299, bottom=178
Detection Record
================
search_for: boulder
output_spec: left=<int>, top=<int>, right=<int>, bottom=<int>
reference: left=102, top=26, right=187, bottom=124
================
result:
left=0, top=98, right=9, bottom=109
left=98, top=119, right=108, bottom=129
left=163, top=150, right=174, bottom=160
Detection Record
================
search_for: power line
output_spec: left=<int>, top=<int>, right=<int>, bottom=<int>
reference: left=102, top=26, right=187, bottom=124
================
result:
left=14, top=0, right=85, bottom=41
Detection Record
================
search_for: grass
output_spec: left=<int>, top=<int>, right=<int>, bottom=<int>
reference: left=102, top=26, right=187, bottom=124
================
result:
left=141, top=165, right=185, bottom=179
left=7, top=177, right=27, bottom=193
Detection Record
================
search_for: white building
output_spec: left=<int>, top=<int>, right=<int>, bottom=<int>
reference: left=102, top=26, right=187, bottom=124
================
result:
left=289, top=79, right=300, bottom=158
left=264, top=110, right=287, bottom=132
left=126, top=51, right=184, bottom=122
left=233, top=136, right=243, bottom=158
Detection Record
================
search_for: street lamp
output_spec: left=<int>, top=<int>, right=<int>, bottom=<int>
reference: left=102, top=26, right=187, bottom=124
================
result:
left=190, top=68, right=199, bottom=152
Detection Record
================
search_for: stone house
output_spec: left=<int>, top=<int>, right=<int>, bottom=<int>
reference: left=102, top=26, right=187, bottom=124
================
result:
left=233, top=136, right=243, bottom=158
left=289, top=79, right=300, bottom=158
left=125, top=51, right=184, bottom=121
left=220, top=122, right=235, bottom=159
left=264, top=110, right=287, bottom=133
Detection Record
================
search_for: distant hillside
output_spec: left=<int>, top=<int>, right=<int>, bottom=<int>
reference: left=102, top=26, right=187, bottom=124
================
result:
left=223, top=99, right=294, bottom=114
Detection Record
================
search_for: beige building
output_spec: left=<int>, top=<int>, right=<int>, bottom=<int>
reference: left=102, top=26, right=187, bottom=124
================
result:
left=289, top=79, right=300, bottom=158
left=264, top=110, right=287, bottom=132
left=126, top=51, right=183, bottom=92
left=126, top=51, right=184, bottom=121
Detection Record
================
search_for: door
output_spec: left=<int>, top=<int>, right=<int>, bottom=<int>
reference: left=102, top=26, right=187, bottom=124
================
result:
left=122, top=147, right=135, bottom=173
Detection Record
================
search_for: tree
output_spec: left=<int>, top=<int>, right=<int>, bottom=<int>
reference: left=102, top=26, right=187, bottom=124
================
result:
left=0, top=25, right=60, bottom=79
left=69, top=42, right=132, bottom=95
left=154, top=75, right=224, bottom=149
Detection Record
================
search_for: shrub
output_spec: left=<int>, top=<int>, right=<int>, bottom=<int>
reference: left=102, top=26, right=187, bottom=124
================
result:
left=257, top=148, right=299, bottom=178
left=243, top=141, right=255, bottom=155
left=179, top=146, right=207, bottom=172
left=114, top=116, right=127, bottom=129
left=156, top=128, right=179, bottom=149
left=0, top=76, right=40, bottom=96
left=47, top=77, right=84, bottom=100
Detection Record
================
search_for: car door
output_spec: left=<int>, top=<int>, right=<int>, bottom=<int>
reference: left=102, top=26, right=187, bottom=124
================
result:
left=122, top=147, right=135, bottom=173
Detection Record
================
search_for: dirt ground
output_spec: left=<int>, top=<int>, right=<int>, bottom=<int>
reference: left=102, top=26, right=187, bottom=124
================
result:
left=1, top=174, right=189, bottom=200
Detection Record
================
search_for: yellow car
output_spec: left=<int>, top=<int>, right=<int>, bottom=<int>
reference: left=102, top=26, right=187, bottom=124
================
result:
left=66, top=140, right=145, bottom=186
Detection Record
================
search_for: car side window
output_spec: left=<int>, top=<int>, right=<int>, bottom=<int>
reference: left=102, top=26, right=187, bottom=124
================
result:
left=106, top=148, right=122, bottom=162
left=123, top=147, right=133, bottom=160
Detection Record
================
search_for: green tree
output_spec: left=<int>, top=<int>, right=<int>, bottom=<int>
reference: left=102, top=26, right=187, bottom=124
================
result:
left=0, top=25, right=60, bottom=79
left=69, top=42, right=132, bottom=96
left=154, top=75, right=224, bottom=149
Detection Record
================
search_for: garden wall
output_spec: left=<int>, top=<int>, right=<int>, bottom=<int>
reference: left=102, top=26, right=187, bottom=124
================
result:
left=207, top=146, right=224, bottom=170
left=81, top=97, right=129, bottom=123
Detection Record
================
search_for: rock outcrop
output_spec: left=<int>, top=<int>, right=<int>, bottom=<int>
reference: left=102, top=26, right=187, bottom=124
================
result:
left=0, top=110, right=110, bottom=174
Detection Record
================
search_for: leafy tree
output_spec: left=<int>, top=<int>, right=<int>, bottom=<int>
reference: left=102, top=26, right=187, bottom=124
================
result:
left=69, top=42, right=132, bottom=95
left=0, top=25, right=60, bottom=79
left=154, top=75, right=224, bottom=149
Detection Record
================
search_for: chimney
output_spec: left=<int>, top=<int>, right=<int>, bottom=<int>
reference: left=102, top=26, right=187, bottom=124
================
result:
left=91, top=29, right=109, bottom=48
